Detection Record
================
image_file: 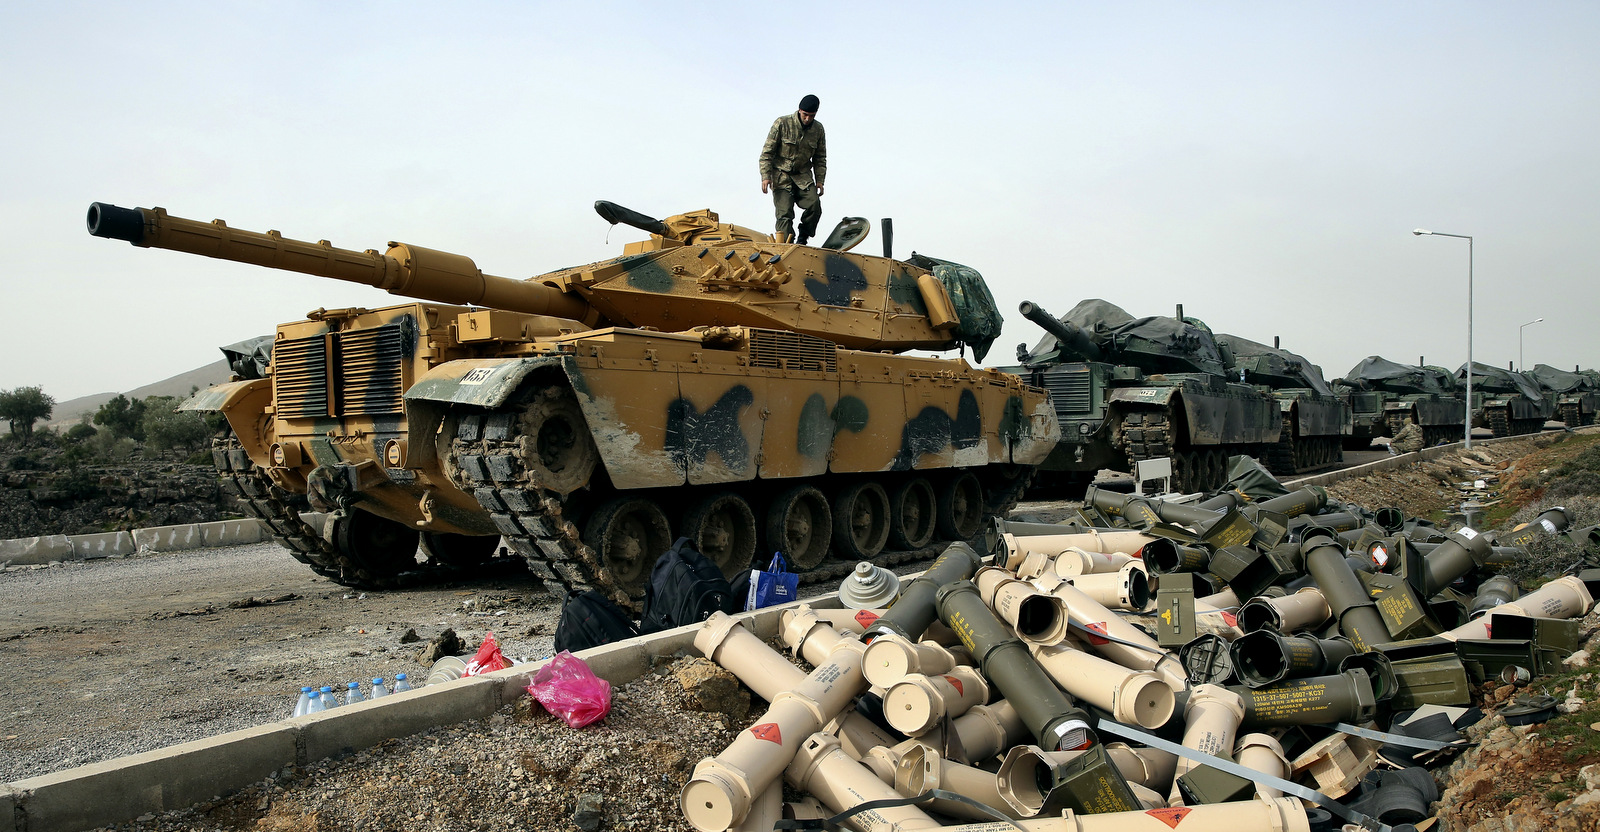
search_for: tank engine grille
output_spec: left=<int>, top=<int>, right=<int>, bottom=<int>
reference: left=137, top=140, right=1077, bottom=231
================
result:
left=273, top=335, right=331, bottom=418
left=749, top=330, right=838, bottom=373
left=338, top=325, right=406, bottom=415
left=273, top=325, right=406, bottom=418
left=1041, top=370, right=1093, bottom=416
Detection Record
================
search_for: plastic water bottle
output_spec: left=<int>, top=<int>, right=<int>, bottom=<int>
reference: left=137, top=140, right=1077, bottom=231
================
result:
left=345, top=681, right=366, bottom=705
left=392, top=673, right=412, bottom=693
left=319, top=685, right=340, bottom=710
left=371, top=677, right=390, bottom=699
left=293, top=686, right=314, bottom=717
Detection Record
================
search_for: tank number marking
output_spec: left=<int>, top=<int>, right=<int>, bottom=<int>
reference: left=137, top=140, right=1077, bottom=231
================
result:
left=460, top=368, right=497, bottom=385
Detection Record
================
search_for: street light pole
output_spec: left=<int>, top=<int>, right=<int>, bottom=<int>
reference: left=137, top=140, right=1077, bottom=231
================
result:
left=1414, top=229, right=1474, bottom=449
left=1519, top=318, right=1544, bottom=372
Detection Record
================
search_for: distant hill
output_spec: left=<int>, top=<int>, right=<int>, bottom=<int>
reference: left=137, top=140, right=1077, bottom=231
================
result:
left=47, top=360, right=234, bottom=429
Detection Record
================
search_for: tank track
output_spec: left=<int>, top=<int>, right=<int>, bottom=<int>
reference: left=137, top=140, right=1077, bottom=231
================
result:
left=212, top=438, right=360, bottom=585
left=1561, top=404, right=1582, bottom=428
left=444, top=407, right=607, bottom=599
left=1385, top=411, right=1413, bottom=437
left=443, top=394, right=1035, bottom=606
left=1116, top=407, right=1245, bottom=493
left=1487, top=407, right=1511, bottom=437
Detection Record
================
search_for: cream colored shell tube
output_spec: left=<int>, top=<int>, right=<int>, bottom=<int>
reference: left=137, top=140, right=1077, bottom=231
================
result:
left=1003, top=530, right=1160, bottom=570
left=683, top=616, right=868, bottom=832
left=1030, top=642, right=1177, bottom=728
left=934, top=796, right=1310, bottom=832
left=786, top=732, right=944, bottom=831
left=1169, top=684, right=1246, bottom=805
left=1047, top=581, right=1188, bottom=689
left=1440, top=575, right=1593, bottom=641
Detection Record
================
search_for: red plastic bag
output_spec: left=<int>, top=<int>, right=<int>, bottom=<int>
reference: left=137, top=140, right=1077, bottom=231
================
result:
left=464, top=632, right=511, bottom=676
left=526, top=651, right=612, bottom=728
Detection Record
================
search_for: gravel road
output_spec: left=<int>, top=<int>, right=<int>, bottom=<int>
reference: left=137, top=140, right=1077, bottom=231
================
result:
left=0, top=543, right=563, bottom=784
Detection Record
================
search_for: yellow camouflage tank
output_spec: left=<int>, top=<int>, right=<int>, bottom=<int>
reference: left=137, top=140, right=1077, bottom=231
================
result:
left=88, top=200, right=1059, bottom=602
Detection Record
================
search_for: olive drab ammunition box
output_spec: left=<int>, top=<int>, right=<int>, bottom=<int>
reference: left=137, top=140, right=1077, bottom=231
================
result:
left=1039, top=744, right=1143, bottom=815
left=1154, top=586, right=1197, bottom=648
left=1176, top=764, right=1257, bottom=806
left=89, top=201, right=1057, bottom=601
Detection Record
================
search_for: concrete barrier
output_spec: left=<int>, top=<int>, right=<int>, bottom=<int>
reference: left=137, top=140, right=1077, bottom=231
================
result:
left=132, top=524, right=204, bottom=552
left=199, top=519, right=264, bottom=547
left=2, top=591, right=842, bottom=832
left=1, top=785, right=17, bottom=832
left=8, top=724, right=298, bottom=832
left=0, top=535, right=74, bottom=566
left=67, top=531, right=135, bottom=560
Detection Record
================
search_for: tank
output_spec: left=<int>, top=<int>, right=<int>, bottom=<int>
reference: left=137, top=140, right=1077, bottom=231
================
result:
left=1004, top=299, right=1280, bottom=493
left=1527, top=364, right=1599, bottom=427
left=1457, top=361, right=1554, bottom=436
left=87, top=201, right=1059, bottom=602
left=1214, top=334, right=1351, bottom=473
left=1337, top=356, right=1466, bottom=447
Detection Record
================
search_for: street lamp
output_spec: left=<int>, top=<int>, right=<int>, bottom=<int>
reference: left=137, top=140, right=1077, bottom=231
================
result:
left=1414, top=228, right=1475, bottom=449
left=1519, top=318, right=1544, bottom=372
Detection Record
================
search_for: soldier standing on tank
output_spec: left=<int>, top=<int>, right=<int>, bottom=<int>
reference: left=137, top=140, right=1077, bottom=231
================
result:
left=760, top=94, right=827, bottom=245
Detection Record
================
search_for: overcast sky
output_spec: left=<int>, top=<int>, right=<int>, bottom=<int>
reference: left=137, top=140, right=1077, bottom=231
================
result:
left=3, top=2, right=1596, bottom=402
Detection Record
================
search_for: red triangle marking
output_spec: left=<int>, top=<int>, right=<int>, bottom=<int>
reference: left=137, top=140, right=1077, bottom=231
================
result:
left=1086, top=621, right=1110, bottom=646
left=1146, top=807, right=1192, bottom=828
left=750, top=723, right=782, bottom=744
left=854, top=610, right=880, bottom=628
left=1221, top=611, right=1238, bottom=628
left=943, top=676, right=964, bottom=696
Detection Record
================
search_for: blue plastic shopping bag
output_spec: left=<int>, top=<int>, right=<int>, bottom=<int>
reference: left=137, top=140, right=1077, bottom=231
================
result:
left=747, top=553, right=799, bottom=610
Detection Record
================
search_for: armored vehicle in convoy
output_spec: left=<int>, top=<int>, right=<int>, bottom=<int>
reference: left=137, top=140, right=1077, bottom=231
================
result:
left=1337, top=356, right=1466, bottom=447
left=1458, top=362, right=1553, bottom=437
left=1214, top=334, right=1350, bottom=472
left=1005, top=299, right=1281, bottom=493
left=87, top=201, right=1058, bottom=601
left=1528, top=364, right=1599, bottom=427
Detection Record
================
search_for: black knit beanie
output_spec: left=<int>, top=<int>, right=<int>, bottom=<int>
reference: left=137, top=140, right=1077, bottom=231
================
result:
left=798, top=94, right=820, bottom=113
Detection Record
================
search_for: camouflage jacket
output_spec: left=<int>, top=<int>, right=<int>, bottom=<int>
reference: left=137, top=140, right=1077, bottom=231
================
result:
left=759, top=113, right=827, bottom=190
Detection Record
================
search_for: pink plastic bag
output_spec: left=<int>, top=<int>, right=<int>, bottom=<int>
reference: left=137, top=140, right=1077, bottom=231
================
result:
left=526, top=651, right=612, bottom=728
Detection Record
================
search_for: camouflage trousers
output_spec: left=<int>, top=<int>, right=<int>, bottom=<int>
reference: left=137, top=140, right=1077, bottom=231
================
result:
left=772, top=183, right=821, bottom=243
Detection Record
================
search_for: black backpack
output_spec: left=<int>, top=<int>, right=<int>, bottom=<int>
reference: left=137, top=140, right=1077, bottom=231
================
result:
left=639, top=537, right=739, bottom=634
left=554, top=589, right=641, bottom=653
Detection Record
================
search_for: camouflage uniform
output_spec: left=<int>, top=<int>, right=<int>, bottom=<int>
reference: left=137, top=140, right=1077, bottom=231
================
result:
left=759, top=112, right=827, bottom=243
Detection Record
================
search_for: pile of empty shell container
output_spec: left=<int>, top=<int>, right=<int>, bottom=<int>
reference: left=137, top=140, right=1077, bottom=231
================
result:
left=675, top=465, right=1597, bottom=832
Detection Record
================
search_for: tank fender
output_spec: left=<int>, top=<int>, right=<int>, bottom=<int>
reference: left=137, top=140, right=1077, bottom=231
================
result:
left=1108, top=386, right=1179, bottom=407
left=404, top=356, right=569, bottom=407
left=179, top=379, right=275, bottom=465
left=1009, top=396, right=1063, bottom=465
left=179, top=378, right=269, bottom=413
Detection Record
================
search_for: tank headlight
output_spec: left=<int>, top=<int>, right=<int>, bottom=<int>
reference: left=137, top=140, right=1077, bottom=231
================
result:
left=384, top=439, right=407, bottom=468
left=1078, top=422, right=1091, bottom=435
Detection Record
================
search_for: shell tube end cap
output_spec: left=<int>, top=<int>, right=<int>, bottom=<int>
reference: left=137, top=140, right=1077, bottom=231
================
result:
left=679, top=772, right=745, bottom=832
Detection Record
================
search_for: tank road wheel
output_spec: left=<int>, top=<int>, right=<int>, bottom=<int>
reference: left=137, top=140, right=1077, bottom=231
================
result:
left=888, top=477, right=938, bottom=550
left=1487, top=408, right=1510, bottom=437
left=516, top=387, right=599, bottom=494
left=767, top=485, right=833, bottom=570
left=420, top=531, right=499, bottom=569
left=936, top=472, right=985, bottom=541
left=584, top=497, right=672, bottom=597
left=684, top=492, right=758, bottom=580
left=1204, top=449, right=1227, bottom=491
left=833, top=481, right=892, bottom=561
left=333, top=510, right=421, bottom=583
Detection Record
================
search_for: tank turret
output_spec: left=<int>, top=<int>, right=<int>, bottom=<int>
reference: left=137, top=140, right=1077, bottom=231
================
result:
left=89, top=201, right=988, bottom=356
left=89, top=200, right=1053, bottom=603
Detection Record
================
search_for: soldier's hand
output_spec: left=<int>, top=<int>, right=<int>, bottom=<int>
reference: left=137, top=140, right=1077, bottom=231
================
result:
left=761, top=180, right=770, bottom=194
left=816, top=184, right=824, bottom=196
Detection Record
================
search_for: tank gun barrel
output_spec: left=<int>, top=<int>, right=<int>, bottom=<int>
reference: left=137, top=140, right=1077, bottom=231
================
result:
left=86, top=202, right=594, bottom=322
left=594, top=200, right=670, bottom=238
left=1019, top=300, right=1101, bottom=361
